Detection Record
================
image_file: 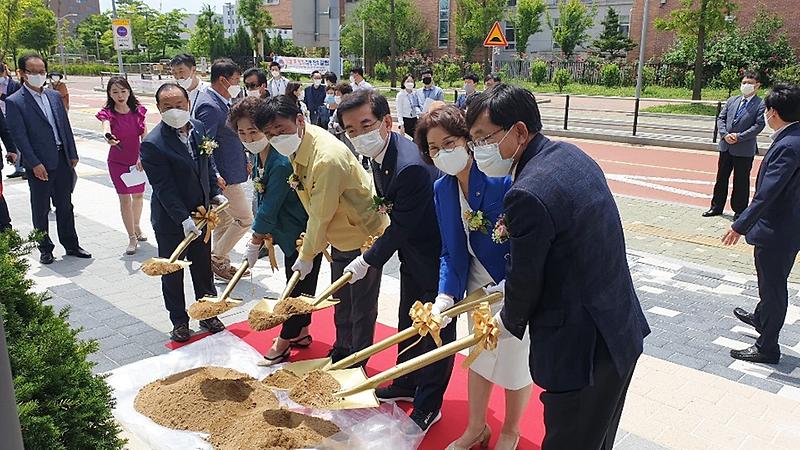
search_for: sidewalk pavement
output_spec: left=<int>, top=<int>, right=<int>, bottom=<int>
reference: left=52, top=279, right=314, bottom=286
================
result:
left=3, top=135, right=799, bottom=449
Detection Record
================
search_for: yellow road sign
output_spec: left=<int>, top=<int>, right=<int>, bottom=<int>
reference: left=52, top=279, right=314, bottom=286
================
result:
left=483, top=21, right=508, bottom=47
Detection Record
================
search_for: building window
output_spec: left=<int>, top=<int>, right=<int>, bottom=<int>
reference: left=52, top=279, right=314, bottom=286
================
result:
left=505, top=22, right=516, bottom=50
left=265, top=0, right=279, bottom=4
left=438, top=0, right=449, bottom=48
left=619, top=14, right=630, bottom=36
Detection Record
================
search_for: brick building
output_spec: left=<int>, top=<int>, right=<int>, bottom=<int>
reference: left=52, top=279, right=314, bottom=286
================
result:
left=48, top=0, right=100, bottom=32
left=629, top=0, right=800, bottom=61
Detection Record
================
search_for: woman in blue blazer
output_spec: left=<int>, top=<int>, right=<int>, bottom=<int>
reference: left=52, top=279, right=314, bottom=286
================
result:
left=415, top=106, right=532, bottom=450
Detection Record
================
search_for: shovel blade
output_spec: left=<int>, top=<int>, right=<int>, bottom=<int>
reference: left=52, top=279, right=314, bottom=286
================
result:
left=282, top=357, right=332, bottom=376
left=325, top=368, right=379, bottom=410
left=140, top=258, right=192, bottom=276
left=251, top=295, right=339, bottom=314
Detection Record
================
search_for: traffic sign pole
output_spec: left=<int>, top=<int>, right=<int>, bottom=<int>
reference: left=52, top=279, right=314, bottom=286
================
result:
left=111, top=0, right=124, bottom=74
left=483, top=21, right=508, bottom=74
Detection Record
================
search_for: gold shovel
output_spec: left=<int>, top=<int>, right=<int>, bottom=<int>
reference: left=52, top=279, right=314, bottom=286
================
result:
left=282, top=289, right=502, bottom=377
left=187, top=251, right=255, bottom=320
left=247, top=272, right=352, bottom=331
left=140, top=201, right=229, bottom=276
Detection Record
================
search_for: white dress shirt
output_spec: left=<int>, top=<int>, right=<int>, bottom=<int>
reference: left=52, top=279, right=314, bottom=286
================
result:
left=396, top=89, right=421, bottom=122
left=268, top=77, right=289, bottom=97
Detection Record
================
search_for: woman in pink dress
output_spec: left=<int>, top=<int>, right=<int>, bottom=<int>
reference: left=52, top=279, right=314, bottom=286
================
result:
left=96, top=77, right=148, bottom=255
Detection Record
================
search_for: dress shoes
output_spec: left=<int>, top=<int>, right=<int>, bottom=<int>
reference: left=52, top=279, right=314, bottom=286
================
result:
left=170, top=323, right=192, bottom=342
left=730, top=345, right=779, bottom=364
left=733, top=307, right=761, bottom=332
left=65, top=247, right=92, bottom=258
left=199, top=317, right=226, bottom=334
left=39, top=251, right=55, bottom=265
left=7, top=170, right=25, bottom=179
left=702, top=209, right=723, bottom=217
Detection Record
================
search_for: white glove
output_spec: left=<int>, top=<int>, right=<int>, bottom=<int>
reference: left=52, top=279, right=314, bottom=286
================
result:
left=431, top=294, right=454, bottom=328
left=486, top=280, right=505, bottom=296
left=212, top=194, right=227, bottom=205
left=245, top=240, right=262, bottom=269
left=344, top=255, right=370, bottom=284
left=181, top=217, right=201, bottom=239
left=292, top=257, right=314, bottom=280
left=493, top=310, right=514, bottom=340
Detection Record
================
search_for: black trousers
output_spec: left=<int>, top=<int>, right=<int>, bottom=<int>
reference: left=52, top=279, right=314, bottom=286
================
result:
left=393, top=268, right=455, bottom=413
left=0, top=180, right=10, bottom=232
left=753, top=246, right=799, bottom=355
left=711, top=151, right=754, bottom=214
left=540, top=337, right=637, bottom=450
left=155, top=230, right=216, bottom=326
left=279, top=252, right=323, bottom=340
left=402, top=117, right=418, bottom=139
left=27, top=151, right=79, bottom=253
left=330, top=247, right=382, bottom=364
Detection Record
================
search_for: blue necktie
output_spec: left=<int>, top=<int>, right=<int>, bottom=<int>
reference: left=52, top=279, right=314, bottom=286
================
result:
left=734, top=99, right=748, bottom=122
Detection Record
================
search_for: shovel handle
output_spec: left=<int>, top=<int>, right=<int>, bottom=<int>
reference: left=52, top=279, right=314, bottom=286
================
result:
left=219, top=258, right=250, bottom=301
left=312, top=272, right=353, bottom=307
left=329, top=292, right=502, bottom=371
left=166, top=202, right=230, bottom=263
left=281, top=271, right=302, bottom=301
left=335, top=332, right=484, bottom=398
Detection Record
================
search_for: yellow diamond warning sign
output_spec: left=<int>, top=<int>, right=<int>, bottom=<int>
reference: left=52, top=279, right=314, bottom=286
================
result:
left=483, top=21, right=508, bottom=47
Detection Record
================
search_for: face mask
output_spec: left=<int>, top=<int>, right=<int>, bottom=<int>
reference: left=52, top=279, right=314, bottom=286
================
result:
left=271, top=70, right=281, bottom=79
left=227, top=82, right=242, bottom=99
left=464, top=83, right=475, bottom=93
left=177, top=77, right=194, bottom=89
left=51, top=75, right=62, bottom=83
left=298, top=90, right=305, bottom=101
left=422, top=77, right=432, bottom=85
left=242, top=136, right=269, bottom=154
left=741, top=83, right=755, bottom=96
left=334, top=95, right=342, bottom=104
left=270, top=131, right=302, bottom=156
left=433, top=146, right=469, bottom=176
left=349, top=76, right=355, bottom=84
left=247, top=89, right=261, bottom=98
left=313, top=79, right=322, bottom=87
left=26, top=74, right=47, bottom=89
left=404, top=82, right=415, bottom=90
left=325, top=94, right=335, bottom=104
left=161, top=108, right=191, bottom=129
left=472, top=129, right=518, bottom=177
left=349, top=126, right=387, bottom=158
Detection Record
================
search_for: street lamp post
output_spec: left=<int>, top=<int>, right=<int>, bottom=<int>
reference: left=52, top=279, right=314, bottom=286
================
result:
left=95, top=31, right=101, bottom=60
left=56, top=13, right=78, bottom=79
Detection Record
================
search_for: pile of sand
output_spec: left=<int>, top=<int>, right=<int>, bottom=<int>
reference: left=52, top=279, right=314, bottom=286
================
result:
left=262, top=369, right=301, bottom=390
left=134, top=366, right=339, bottom=449
left=248, top=297, right=315, bottom=331
left=275, top=297, right=315, bottom=316
left=188, top=300, right=237, bottom=320
left=288, top=370, right=342, bottom=408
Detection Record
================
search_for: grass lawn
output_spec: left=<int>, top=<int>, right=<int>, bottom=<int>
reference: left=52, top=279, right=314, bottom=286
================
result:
left=641, top=103, right=720, bottom=116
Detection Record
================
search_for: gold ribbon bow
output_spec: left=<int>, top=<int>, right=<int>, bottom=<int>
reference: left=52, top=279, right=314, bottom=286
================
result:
left=462, top=302, right=500, bottom=369
left=361, top=235, right=381, bottom=254
left=192, top=206, right=220, bottom=244
left=295, top=233, right=333, bottom=262
left=397, top=301, right=443, bottom=358
left=263, top=236, right=279, bottom=272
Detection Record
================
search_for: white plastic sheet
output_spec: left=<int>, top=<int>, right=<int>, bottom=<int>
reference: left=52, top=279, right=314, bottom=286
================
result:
left=105, top=331, right=424, bottom=450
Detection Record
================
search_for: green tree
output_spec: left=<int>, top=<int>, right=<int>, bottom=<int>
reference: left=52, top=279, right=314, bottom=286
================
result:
left=189, top=5, right=224, bottom=58
left=117, top=0, right=158, bottom=59
left=548, top=0, right=597, bottom=59
left=14, top=0, right=56, bottom=57
left=513, top=0, right=546, bottom=57
left=655, top=0, right=737, bottom=100
left=146, top=10, right=186, bottom=59
left=0, top=0, right=22, bottom=61
left=238, top=0, right=272, bottom=58
left=76, top=13, right=114, bottom=59
left=227, top=26, right=253, bottom=57
left=455, top=0, right=507, bottom=65
left=592, top=7, right=635, bottom=60
left=340, top=0, right=430, bottom=77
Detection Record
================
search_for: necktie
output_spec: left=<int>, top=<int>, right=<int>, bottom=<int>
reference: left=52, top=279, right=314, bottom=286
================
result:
left=734, top=99, right=748, bottom=121
left=371, top=161, right=385, bottom=196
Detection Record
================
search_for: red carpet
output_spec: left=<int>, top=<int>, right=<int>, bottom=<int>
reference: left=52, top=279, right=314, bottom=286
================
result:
left=167, top=307, right=545, bottom=449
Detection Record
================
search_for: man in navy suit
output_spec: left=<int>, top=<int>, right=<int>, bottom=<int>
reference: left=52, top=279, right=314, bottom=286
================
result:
left=466, top=84, right=650, bottom=449
left=337, top=90, right=447, bottom=432
left=193, top=58, right=252, bottom=281
left=2, top=63, right=24, bottom=180
left=140, top=83, right=228, bottom=342
left=5, top=54, right=90, bottom=264
left=705, top=71, right=766, bottom=220
left=723, top=84, right=800, bottom=364
left=0, top=109, right=17, bottom=230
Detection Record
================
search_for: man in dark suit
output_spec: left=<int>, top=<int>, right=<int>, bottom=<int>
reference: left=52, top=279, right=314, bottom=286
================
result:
left=337, top=90, right=447, bottom=432
left=5, top=54, right=90, bottom=264
left=466, top=84, right=650, bottom=449
left=140, top=83, right=228, bottom=342
left=1, top=63, right=24, bottom=180
left=0, top=109, right=17, bottom=230
left=723, top=83, right=800, bottom=364
left=193, top=58, right=252, bottom=281
left=705, top=71, right=766, bottom=220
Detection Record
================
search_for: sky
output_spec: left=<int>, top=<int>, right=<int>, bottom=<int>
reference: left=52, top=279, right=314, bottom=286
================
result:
left=99, top=0, right=230, bottom=16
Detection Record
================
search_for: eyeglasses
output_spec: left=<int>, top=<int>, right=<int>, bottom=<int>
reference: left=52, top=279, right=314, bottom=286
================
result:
left=467, top=128, right=507, bottom=151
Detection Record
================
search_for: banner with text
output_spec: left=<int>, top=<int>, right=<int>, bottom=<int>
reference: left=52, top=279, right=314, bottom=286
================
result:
left=273, top=56, right=342, bottom=75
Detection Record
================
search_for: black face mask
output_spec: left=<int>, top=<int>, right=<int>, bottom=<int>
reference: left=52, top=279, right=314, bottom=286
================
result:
left=422, top=77, right=432, bottom=85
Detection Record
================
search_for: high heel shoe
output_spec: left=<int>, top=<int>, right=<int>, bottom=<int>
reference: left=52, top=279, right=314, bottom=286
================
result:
left=134, top=228, right=147, bottom=242
left=496, top=432, right=520, bottom=450
left=445, top=424, right=491, bottom=450
left=125, top=236, right=138, bottom=255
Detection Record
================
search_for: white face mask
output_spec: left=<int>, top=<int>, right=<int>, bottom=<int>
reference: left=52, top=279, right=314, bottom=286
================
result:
left=464, top=83, right=475, bottom=93
left=313, top=79, right=322, bottom=87
left=741, top=83, right=755, bottom=96
left=177, top=77, right=194, bottom=89
left=161, top=108, right=191, bottom=129
left=349, top=76, right=356, bottom=84
left=50, top=75, right=62, bottom=83
left=298, top=90, right=305, bottom=101
left=247, top=89, right=261, bottom=98
left=433, top=146, right=469, bottom=176
left=349, top=126, right=387, bottom=158
left=26, top=74, right=47, bottom=89
left=270, top=131, right=302, bottom=156
left=271, top=70, right=281, bottom=79
left=334, top=95, right=342, bottom=104
left=227, top=83, right=242, bottom=99
left=242, top=136, right=269, bottom=154
left=404, top=82, right=415, bottom=90
left=472, top=129, right=518, bottom=177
